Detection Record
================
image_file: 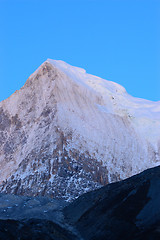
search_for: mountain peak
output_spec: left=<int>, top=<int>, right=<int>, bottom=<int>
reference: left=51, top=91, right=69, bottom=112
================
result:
left=0, top=59, right=159, bottom=201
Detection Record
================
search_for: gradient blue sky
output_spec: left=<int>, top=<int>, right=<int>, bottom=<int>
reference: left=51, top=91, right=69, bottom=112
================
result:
left=0, top=0, right=159, bottom=102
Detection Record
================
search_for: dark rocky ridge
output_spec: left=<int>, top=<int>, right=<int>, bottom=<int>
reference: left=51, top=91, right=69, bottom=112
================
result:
left=64, top=165, right=160, bottom=240
left=0, top=166, right=160, bottom=239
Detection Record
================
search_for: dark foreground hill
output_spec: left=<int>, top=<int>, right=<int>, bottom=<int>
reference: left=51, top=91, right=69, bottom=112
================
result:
left=0, top=166, right=160, bottom=240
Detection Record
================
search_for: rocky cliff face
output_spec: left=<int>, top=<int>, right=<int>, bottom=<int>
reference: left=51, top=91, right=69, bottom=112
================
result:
left=0, top=59, right=159, bottom=201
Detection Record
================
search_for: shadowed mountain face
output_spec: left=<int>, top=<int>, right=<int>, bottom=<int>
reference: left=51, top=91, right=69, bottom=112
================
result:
left=0, top=166, right=160, bottom=239
left=64, top=166, right=160, bottom=240
left=0, top=59, right=159, bottom=201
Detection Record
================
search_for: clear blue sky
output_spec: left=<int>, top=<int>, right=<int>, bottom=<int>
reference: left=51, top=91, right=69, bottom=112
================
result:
left=0, top=0, right=159, bottom=102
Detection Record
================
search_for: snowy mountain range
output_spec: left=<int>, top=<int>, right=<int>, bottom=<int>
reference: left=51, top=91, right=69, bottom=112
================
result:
left=0, top=59, right=159, bottom=201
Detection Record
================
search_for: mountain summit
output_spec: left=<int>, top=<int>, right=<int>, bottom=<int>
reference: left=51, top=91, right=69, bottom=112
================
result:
left=0, top=59, right=160, bottom=201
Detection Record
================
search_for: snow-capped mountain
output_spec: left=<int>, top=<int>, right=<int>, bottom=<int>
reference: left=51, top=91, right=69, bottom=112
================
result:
left=0, top=59, right=159, bottom=201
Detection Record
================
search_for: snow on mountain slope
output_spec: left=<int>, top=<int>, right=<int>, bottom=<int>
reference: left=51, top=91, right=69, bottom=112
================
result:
left=0, top=59, right=159, bottom=201
left=48, top=59, right=160, bottom=146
